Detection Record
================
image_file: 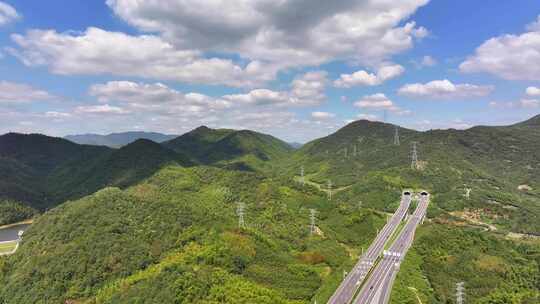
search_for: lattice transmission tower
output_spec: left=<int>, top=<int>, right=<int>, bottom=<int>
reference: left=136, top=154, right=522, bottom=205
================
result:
left=327, top=180, right=333, bottom=201
left=411, top=141, right=418, bottom=169
left=236, top=202, right=246, bottom=229
left=309, top=209, right=317, bottom=235
left=456, top=282, right=465, bottom=304
left=394, top=126, right=400, bottom=146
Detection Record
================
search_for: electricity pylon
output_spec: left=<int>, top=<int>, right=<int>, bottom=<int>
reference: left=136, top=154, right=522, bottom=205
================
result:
left=411, top=141, right=418, bottom=169
left=327, top=180, right=333, bottom=201
left=236, top=202, right=246, bottom=229
left=456, top=282, right=465, bottom=304
left=394, top=126, right=400, bottom=146
left=309, top=209, right=317, bottom=235
left=300, top=166, right=305, bottom=186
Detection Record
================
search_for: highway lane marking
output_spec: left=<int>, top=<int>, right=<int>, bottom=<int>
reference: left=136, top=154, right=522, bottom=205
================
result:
left=352, top=195, right=429, bottom=303
left=327, top=194, right=412, bottom=304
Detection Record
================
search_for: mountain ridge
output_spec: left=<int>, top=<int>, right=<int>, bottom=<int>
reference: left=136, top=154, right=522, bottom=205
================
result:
left=65, top=131, right=177, bottom=147
left=164, top=126, right=293, bottom=170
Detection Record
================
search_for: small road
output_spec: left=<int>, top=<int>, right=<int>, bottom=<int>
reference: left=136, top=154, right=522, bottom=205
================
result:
left=327, top=192, right=412, bottom=304
left=353, top=192, right=430, bottom=304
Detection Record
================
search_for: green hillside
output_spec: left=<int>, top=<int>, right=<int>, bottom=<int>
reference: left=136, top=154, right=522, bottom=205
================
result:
left=165, top=127, right=293, bottom=171
left=1, top=116, right=539, bottom=303
left=47, top=139, right=193, bottom=203
left=0, top=165, right=389, bottom=303
left=290, top=118, right=540, bottom=234
left=0, top=133, right=112, bottom=211
left=0, top=135, right=191, bottom=224
left=0, top=128, right=291, bottom=226
left=164, top=126, right=235, bottom=158
left=1, top=165, right=537, bottom=303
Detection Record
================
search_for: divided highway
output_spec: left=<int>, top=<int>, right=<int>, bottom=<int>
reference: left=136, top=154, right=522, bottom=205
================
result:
left=327, top=192, right=412, bottom=304
left=353, top=192, right=430, bottom=304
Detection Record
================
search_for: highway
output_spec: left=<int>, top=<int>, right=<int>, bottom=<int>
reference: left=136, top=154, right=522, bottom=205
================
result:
left=353, top=192, right=430, bottom=304
left=327, top=192, right=412, bottom=304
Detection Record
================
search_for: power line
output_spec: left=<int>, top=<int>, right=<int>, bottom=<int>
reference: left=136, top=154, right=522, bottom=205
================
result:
left=236, top=202, right=246, bottom=229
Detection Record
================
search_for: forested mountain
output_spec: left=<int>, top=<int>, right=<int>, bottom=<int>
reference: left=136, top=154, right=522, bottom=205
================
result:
left=290, top=116, right=540, bottom=234
left=0, top=133, right=112, bottom=224
left=0, top=116, right=539, bottom=303
left=0, top=127, right=292, bottom=224
left=47, top=139, right=193, bottom=204
left=164, top=126, right=235, bottom=157
left=164, top=126, right=293, bottom=171
left=0, top=135, right=189, bottom=225
left=65, top=132, right=177, bottom=148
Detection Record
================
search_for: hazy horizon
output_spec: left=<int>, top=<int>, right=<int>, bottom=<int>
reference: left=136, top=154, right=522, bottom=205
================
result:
left=2, top=112, right=539, bottom=144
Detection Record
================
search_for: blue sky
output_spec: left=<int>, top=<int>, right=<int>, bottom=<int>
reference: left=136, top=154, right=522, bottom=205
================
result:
left=0, top=0, right=539, bottom=142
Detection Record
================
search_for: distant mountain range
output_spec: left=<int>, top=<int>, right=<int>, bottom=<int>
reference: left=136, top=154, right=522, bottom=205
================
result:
left=64, top=131, right=178, bottom=147
left=287, top=142, right=304, bottom=149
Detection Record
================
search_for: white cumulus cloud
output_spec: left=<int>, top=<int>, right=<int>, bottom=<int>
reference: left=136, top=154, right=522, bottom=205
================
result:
left=0, top=81, right=55, bottom=103
left=223, top=89, right=290, bottom=106
left=334, top=65, right=404, bottom=88
left=8, top=27, right=279, bottom=88
left=8, top=1, right=430, bottom=88
left=224, top=71, right=328, bottom=107
left=460, top=16, right=540, bottom=81
left=89, top=81, right=232, bottom=117
left=526, top=86, right=540, bottom=97
left=44, top=111, right=72, bottom=118
left=0, top=1, right=19, bottom=26
left=353, top=93, right=402, bottom=112
left=356, top=113, right=379, bottom=121
left=519, top=99, right=540, bottom=109
left=75, top=104, right=130, bottom=115
left=311, top=111, right=336, bottom=120
left=398, top=79, right=493, bottom=99
left=106, top=0, right=429, bottom=69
